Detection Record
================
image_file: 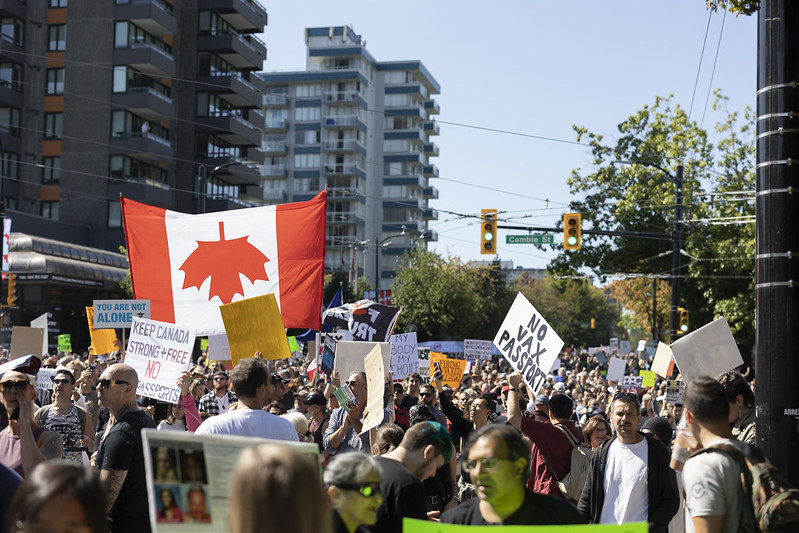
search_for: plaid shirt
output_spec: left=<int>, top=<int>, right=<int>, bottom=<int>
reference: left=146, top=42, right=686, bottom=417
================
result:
left=198, top=390, right=238, bottom=416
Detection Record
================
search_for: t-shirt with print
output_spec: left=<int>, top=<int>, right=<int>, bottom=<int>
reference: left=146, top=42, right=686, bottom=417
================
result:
left=683, top=438, right=748, bottom=533
left=40, top=404, right=86, bottom=463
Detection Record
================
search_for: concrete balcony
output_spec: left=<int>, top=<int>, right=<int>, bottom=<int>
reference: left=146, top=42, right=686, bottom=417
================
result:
left=323, top=163, right=365, bottom=177
left=327, top=187, right=358, bottom=199
left=323, top=90, right=359, bottom=105
left=108, top=177, right=173, bottom=208
left=198, top=0, right=267, bottom=33
left=423, top=164, right=439, bottom=178
left=245, top=108, right=265, bottom=130
left=264, top=118, right=288, bottom=132
left=264, top=94, right=288, bottom=106
left=109, top=132, right=172, bottom=165
left=323, top=138, right=364, bottom=152
left=263, top=164, right=287, bottom=177
left=424, top=121, right=440, bottom=136
left=423, top=185, right=439, bottom=199
left=263, top=140, right=287, bottom=154
left=113, top=42, right=176, bottom=78
left=323, top=115, right=360, bottom=129
left=0, top=0, right=26, bottom=19
left=326, top=211, right=365, bottom=226
left=424, top=100, right=440, bottom=115
left=423, top=143, right=439, bottom=157
left=245, top=146, right=265, bottom=164
left=423, top=208, right=438, bottom=220
left=197, top=72, right=263, bottom=108
left=196, top=114, right=261, bottom=146
left=205, top=195, right=257, bottom=212
left=111, top=86, right=174, bottom=122
left=197, top=31, right=266, bottom=70
left=114, top=0, right=177, bottom=37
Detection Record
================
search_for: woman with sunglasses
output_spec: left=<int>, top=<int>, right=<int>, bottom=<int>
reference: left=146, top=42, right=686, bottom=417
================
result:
left=0, top=371, right=63, bottom=477
left=34, top=368, right=95, bottom=463
left=324, top=452, right=383, bottom=533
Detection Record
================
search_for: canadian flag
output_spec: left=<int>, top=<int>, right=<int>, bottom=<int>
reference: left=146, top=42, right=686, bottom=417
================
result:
left=121, top=191, right=327, bottom=336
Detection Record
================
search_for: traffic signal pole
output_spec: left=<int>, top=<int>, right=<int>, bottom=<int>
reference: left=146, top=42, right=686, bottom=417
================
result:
left=669, top=165, right=683, bottom=343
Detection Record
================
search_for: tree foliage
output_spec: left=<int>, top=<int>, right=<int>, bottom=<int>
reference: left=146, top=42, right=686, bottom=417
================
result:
left=706, top=0, right=758, bottom=16
left=606, top=278, right=672, bottom=342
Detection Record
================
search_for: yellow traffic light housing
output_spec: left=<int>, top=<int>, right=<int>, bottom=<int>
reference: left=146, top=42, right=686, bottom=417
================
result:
left=6, top=273, right=17, bottom=306
left=480, top=209, right=497, bottom=255
left=563, top=213, right=581, bottom=250
left=590, top=318, right=596, bottom=329
left=678, top=307, right=689, bottom=334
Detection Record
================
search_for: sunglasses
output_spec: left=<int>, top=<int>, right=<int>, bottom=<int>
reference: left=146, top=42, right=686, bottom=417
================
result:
left=0, top=380, right=29, bottom=393
left=97, top=379, right=130, bottom=389
left=52, top=378, right=72, bottom=386
left=213, top=376, right=227, bottom=381
left=613, top=392, right=639, bottom=403
left=344, top=380, right=358, bottom=388
left=463, top=458, right=511, bottom=472
left=419, top=392, right=433, bottom=398
left=337, top=482, right=381, bottom=498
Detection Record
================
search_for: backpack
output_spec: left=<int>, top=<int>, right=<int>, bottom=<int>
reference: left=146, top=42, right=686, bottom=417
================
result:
left=690, top=442, right=799, bottom=532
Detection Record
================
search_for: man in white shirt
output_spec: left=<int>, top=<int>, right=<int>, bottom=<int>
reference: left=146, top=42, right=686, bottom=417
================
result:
left=681, top=376, right=749, bottom=533
left=195, top=358, right=297, bottom=442
left=578, top=393, right=678, bottom=533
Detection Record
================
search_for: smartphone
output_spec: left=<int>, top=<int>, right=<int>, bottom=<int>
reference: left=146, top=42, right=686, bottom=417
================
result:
left=433, top=361, right=441, bottom=374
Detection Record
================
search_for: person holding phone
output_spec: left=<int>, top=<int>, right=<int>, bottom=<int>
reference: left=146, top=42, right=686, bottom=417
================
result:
left=0, top=371, right=63, bottom=477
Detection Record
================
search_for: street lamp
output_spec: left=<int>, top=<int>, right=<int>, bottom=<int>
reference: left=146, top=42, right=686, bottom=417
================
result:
left=198, top=161, right=246, bottom=214
left=375, top=225, right=406, bottom=295
left=613, top=159, right=684, bottom=343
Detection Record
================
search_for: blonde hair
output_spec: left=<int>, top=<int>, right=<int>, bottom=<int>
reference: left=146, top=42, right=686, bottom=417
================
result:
left=229, top=444, right=329, bottom=533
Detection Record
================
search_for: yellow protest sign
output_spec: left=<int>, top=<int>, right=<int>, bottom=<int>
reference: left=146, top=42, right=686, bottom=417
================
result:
left=639, top=369, right=656, bottom=388
left=429, top=352, right=467, bottom=389
left=219, top=293, right=290, bottom=366
left=403, top=518, right=647, bottom=533
left=85, top=306, right=120, bottom=355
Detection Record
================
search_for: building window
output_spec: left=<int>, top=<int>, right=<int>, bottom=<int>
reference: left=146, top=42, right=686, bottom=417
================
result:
left=110, top=155, right=167, bottom=184
left=46, top=68, right=64, bottom=95
left=0, top=107, right=20, bottom=136
left=44, top=112, right=63, bottom=139
left=3, top=152, right=18, bottom=181
left=50, top=0, right=68, bottom=6
left=196, top=92, right=233, bottom=117
left=0, top=17, right=23, bottom=47
left=0, top=62, right=22, bottom=91
left=294, top=154, right=319, bottom=168
left=108, top=201, right=122, bottom=228
left=41, top=201, right=59, bottom=220
left=42, top=157, right=61, bottom=184
left=48, top=25, right=66, bottom=51
left=112, top=66, right=127, bottom=93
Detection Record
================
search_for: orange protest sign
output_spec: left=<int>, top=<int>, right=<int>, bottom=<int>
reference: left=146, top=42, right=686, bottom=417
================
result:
left=429, top=352, right=467, bottom=389
left=86, top=306, right=120, bottom=355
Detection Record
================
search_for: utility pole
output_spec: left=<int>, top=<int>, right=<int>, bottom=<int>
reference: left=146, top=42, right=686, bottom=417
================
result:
left=756, top=0, right=799, bottom=482
left=669, top=165, right=683, bottom=343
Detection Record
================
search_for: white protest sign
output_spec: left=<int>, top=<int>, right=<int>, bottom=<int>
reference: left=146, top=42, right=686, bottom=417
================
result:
left=550, top=358, right=561, bottom=372
left=619, top=340, right=631, bottom=355
left=93, top=299, right=151, bottom=329
left=207, top=334, right=231, bottom=362
left=636, top=339, right=646, bottom=352
left=607, top=357, right=627, bottom=383
left=334, top=341, right=391, bottom=381
left=651, top=342, right=674, bottom=378
left=35, top=369, right=56, bottom=391
left=389, top=332, right=418, bottom=380
left=493, top=292, right=564, bottom=394
left=30, top=314, right=49, bottom=357
left=621, top=375, right=643, bottom=390
left=670, top=317, right=743, bottom=382
left=666, top=380, right=685, bottom=405
left=464, top=339, right=493, bottom=360
left=126, top=317, right=196, bottom=403
left=609, top=337, right=619, bottom=351
left=361, top=344, right=385, bottom=435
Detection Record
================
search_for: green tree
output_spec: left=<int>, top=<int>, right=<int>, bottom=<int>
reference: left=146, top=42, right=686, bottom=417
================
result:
left=706, top=0, right=758, bottom=15
left=606, top=278, right=672, bottom=342
left=119, top=246, right=133, bottom=298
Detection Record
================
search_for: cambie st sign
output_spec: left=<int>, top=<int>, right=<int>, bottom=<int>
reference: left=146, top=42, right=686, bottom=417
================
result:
left=506, top=234, right=554, bottom=245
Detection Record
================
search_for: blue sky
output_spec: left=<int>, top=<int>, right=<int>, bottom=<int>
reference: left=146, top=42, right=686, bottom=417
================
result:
left=259, top=2, right=757, bottom=271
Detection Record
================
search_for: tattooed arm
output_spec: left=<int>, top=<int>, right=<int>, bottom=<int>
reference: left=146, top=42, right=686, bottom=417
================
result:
left=100, top=469, right=129, bottom=512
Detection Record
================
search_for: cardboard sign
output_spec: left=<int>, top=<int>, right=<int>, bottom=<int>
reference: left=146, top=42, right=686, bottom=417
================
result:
left=35, top=368, right=57, bottom=391
left=609, top=337, right=619, bottom=351
left=619, top=339, right=631, bottom=354
left=429, top=352, right=467, bottom=389
left=417, top=347, right=431, bottom=381
left=493, top=292, right=564, bottom=394
left=464, top=339, right=492, bottom=360
left=219, top=293, right=290, bottom=365
left=30, top=314, right=49, bottom=357
left=361, top=344, right=385, bottom=435
left=93, top=299, right=151, bottom=329
left=126, top=317, right=196, bottom=403
left=85, top=306, right=120, bottom=355
left=200, top=338, right=209, bottom=351
left=606, top=357, right=627, bottom=383
left=390, top=332, right=418, bottom=380
left=637, top=339, right=646, bottom=352
left=58, top=334, right=72, bottom=353
left=651, top=342, right=674, bottom=378
left=621, top=375, right=643, bottom=390
left=670, top=317, right=743, bottom=382
left=639, top=369, right=656, bottom=388
left=321, top=334, right=337, bottom=377
left=666, top=380, right=685, bottom=405
left=288, top=336, right=300, bottom=353
left=10, top=326, right=45, bottom=358
left=206, top=334, right=231, bottom=363
left=334, top=341, right=391, bottom=381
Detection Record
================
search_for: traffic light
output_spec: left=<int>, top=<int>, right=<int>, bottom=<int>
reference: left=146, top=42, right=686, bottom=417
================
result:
left=678, top=307, right=689, bottom=334
left=6, top=273, right=17, bottom=306
left=590, top=318, right=596, bottom=329
left=480, top=209, right=497, bottom=255
left=563, top=213, right=582, bottom=250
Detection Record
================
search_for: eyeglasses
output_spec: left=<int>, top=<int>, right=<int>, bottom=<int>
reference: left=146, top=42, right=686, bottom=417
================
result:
left=52, top=378, right=72, bottom=385
left=463, top=458, right=512, bottom=472
left=337, top=482, right=381, bottom=498
left=97, top=379, right=130, bottom=389
left=344, top=380, right=358, bottom=388
left=0, top=380, right=29, bottom=393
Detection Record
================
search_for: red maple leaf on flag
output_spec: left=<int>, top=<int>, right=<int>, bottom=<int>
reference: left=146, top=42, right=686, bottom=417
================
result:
left=179, top=221, right=270, bottom=303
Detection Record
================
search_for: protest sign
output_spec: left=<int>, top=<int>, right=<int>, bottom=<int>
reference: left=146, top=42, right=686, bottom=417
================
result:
left=550, top=358, right=561, bottom=372
left=670, top=317, right=743, bottom=382
left=418, top=347, right=431, bottom=381
left=288, top=336, right=299, bottom=353
left=666, top=380, right=685, bottom=405
left=429, top=352, right=467, bottom=389
left=390, top=332, right=418, bottom=380
left=493, top=292, right=564, bottom=394
left=321, top=334, right=337, bottom=377
left=639, top=369, right=656, bottom=388
left=361, top=344, right=385, bottom=435
left=619, top=339, right=631, bottom=355
left=334, top=341, right=391, bottom=381
left=58, top=334, right=71, bottom=353
left=322, top=300, right=402, bottom=342
left=651, top=342, right=674, bottom=378
left=30, top=314, right=49, bottom=356
left=219, top=293, right=290, bottom=365
left=200, top=338, right=209, bottom=351
left=621, top=374, right=643, bottom=390
left=126, top=317, right=196, bottom=403
left=609, top=337, right=619, bottom=351
left=142, top=430, right=319, bottom=533
left=85, top=306, right=120, bottom=355
left=645, top=346, right=655, bottom=358
left=464, top=339, right=492, bottom=360
left=606, top=357, right=627, bottom=383
left=403, top=518, right=647, bottom=533
left=637, top=339, right=646, bottom=352
left=10, top=326, right=44, bottom=358
left=35, top=368, right=57, bottom=391
left=595, top=351, right=608, bottom=365
left=93, top=299, right=151, bottom=329
left=206, top=334, right=231, bottom=363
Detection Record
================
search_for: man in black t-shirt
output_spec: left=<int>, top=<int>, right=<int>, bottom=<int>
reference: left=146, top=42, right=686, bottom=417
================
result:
left=370, top=421, right=453, bottom=533
left=441, top=425, right=584, bottom=526
left=93, top=363, right=156, bottom=533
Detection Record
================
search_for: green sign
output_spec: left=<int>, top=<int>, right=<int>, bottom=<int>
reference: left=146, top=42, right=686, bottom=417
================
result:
left=506, top=234, right=554, bottom=244
left=403, top=518, right=647, bottom=532
left=288, top=336, right=300, bottom=352
left=200, top=338, right=209, bottom=351
left=58, top=334, right=72, bottom=353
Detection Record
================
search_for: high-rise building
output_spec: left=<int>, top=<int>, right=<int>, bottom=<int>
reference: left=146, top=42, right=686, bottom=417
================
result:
left=259, top=26, right=440, bottom=291
left=0, top=0, right=267, bottom=348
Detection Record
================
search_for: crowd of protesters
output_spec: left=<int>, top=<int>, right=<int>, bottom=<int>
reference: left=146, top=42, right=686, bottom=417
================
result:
left=0, top=344, right=759, bottom=533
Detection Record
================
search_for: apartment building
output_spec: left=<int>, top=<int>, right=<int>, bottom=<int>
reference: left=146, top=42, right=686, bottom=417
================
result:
left=259, top=25, right=440, bottom=291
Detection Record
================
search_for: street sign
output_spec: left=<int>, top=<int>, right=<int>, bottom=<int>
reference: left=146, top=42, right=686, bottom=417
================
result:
left=506, top=234, right=554, bottom=244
